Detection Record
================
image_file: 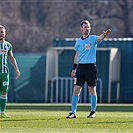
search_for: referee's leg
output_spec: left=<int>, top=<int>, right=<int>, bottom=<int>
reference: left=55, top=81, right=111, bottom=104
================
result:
left=88, top=86, right=97, bottom=118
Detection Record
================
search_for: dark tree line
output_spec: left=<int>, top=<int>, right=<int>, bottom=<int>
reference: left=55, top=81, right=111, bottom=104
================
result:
left=0, top=0, right=132, bottom=52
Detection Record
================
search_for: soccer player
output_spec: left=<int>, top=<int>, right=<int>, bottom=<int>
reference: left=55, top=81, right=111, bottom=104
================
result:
left=0, top=25, right=20, bottom=118
left=66, top=20, right=111, bottom=118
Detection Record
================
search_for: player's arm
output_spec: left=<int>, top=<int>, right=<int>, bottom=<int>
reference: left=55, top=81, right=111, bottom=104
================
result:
left=71, top=51, right=78, bottom=77
left=8, top=51, right=20, bottom=79
left=97, top=29, right=111, bottom=42
left=74, top=51, right=78, bottom=64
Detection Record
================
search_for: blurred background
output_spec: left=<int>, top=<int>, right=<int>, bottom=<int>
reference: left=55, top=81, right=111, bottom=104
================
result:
left=0, top=0, right=132, bottom=103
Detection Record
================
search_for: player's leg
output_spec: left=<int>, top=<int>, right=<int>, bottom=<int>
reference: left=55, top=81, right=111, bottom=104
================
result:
left=66, top=85, right=82, bottom=118
left=72, top=85, right=82, bottom=114
left=0, top=91, right=11, bottom=118
left=85, top=64, right=97, bottom=118
left=87, top=86, right=97, bottom=118
left=0, top=73, right=10, bottom=118
left=66, top=64, right=85, bottom=118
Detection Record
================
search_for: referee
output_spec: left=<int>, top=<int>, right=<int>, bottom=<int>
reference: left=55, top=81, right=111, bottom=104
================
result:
left=66, top=20, right=111, bottom=118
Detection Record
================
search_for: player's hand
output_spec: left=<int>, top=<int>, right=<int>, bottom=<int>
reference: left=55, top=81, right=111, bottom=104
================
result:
left=16, top=70, right=20, bottom=79
left=103, top=29, right=111, bottom=36
left=71, top=70, right=76, bottom=77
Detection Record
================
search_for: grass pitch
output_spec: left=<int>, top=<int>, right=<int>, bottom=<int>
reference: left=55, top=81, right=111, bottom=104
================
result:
left=0, top=104, right=132, bottom=133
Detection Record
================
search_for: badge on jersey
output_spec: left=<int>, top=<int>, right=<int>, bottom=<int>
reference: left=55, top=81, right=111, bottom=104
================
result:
left=3, top=81, right=9, bottom=86
left=86, top=44, right=90, bottom=49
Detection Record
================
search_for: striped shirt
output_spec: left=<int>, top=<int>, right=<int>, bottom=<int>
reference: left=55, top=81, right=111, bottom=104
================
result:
left=0, top=41, right=12, bottom=73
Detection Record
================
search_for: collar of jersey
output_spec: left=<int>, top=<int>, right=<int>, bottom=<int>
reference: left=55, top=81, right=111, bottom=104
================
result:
left=81, top=35, right=89, bottom=40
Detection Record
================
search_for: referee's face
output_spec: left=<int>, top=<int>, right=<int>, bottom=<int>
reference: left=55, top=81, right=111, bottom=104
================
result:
left=81, top=23, right=91, bottom=36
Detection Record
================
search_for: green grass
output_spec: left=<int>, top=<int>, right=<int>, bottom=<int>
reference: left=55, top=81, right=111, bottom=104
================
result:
left=0, top=104, right=133, bottom=133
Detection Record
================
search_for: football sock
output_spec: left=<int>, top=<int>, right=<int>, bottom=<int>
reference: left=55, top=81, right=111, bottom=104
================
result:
left=0, top=94, right=7, bottom=113
left=72, top=95, right=79, bottom=114
left=90, top=95, right=97, bottom=112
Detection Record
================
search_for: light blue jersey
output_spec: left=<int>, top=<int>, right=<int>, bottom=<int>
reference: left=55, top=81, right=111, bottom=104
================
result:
left=74, top=35, right=102, bottom=64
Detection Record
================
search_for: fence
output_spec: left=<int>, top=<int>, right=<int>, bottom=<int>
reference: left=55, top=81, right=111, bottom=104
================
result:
left=50, top=77, right=103, bottom=103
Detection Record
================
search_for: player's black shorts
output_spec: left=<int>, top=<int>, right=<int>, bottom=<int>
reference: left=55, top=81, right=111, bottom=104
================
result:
left=74, top=63, right=97, bottom=87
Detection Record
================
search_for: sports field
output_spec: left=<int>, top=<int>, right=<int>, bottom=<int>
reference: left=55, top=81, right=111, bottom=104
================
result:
left=0, top=104, right=132, bottom=133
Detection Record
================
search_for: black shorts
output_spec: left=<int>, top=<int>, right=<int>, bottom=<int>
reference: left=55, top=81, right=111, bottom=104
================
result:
left=74, top=63, right=97, bottom=87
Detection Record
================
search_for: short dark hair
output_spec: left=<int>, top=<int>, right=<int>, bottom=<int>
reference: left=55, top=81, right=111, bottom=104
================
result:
left=0, top=25, right=6, bottom=31
left=80, top=20, right=90, bottom=27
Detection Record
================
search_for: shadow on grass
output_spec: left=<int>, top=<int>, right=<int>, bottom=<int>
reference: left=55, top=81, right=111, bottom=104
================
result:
left=7, top=104, right=133, bottom=112
left=1, top=118, right=60, bottom=122
left=1, top=118, right=133, bottom=125
left=84, top=120, right=133, bottom=124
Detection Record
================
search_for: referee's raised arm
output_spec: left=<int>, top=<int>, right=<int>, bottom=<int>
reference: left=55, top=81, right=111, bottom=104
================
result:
left=97, top=29, right=111, bottom=42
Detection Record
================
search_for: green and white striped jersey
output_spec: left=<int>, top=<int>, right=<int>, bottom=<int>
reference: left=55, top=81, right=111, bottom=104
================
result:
left=0, top=40, right=12, bottom=73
